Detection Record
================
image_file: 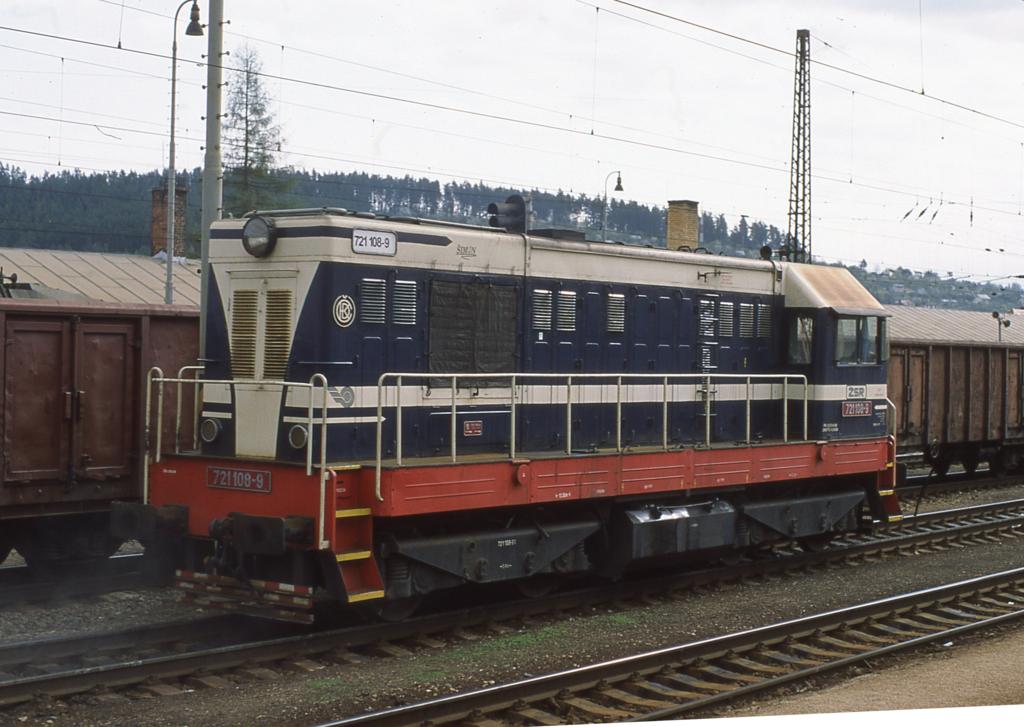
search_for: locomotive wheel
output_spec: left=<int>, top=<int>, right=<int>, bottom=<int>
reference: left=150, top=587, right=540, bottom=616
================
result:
left=377, top=595, right=424, bottom=622
left=798, top=534, right=834, bottom=553
left=514, top=574, right=559, bottom=599
left=932, top=458, right=951, bottom=478
left=961, top=454, right=979, bottom=476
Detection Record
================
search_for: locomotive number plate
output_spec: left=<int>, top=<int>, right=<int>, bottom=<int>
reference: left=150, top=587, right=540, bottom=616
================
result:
left=206, top=466, right=272, bottom=493
left=352, top=229, right=397, bottom=256
left=841, top=400, right=873, bottom=417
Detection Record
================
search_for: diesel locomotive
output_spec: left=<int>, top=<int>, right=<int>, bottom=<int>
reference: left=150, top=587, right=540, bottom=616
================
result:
left=114, top=204, right=901, bottom=621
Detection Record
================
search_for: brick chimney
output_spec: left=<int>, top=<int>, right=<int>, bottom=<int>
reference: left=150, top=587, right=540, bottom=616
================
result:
left=666, top=199, right=699, bottom=251
left=151, top=186, right=188, bottom=256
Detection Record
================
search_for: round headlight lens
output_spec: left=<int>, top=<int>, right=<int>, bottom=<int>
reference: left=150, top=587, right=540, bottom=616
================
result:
left=288, top=424, right=309, bottom=449
left=242, top=215, right=277, bottom=257
left=200, top=418, right=222, bottom=444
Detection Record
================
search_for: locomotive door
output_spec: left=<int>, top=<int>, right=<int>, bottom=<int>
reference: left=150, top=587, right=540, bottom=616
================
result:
left=2, top=319, right=72, bottom=483
left=227, top=272, right=297, bottom=458
left=72, top=322, right=136, bottom=481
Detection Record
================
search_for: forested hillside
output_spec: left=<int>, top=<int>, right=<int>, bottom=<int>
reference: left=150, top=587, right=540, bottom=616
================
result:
left=0, top=163, right=1018, bottom=310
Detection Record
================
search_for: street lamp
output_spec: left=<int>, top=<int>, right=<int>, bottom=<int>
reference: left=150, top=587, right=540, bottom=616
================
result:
left=601, top=170, right=623, bottom=242
left=993, top=310, right=1012, bottom=342
left=165, top=0, right=203, bottom=305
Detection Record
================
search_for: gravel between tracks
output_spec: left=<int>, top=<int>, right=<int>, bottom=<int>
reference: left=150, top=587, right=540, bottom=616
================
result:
left=6, top=484, right=1024, bottom=726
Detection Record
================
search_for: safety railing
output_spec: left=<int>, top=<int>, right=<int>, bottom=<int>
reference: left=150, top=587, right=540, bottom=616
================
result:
left=175, top=365, right=204, bottom=453
left=144, top=368, right=331, bottom=546
left=374, top=372, right=809, bottom=501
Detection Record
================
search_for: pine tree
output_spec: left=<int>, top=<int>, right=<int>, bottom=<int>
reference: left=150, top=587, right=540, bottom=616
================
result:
left=222, top=46, right=288, bottom=215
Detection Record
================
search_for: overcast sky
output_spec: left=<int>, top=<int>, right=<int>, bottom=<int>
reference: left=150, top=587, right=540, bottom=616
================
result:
left=4, top=1, right=1024, bottom=282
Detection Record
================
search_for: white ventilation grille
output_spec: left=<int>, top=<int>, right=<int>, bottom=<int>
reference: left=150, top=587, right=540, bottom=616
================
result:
left=230, top=289, right=258, bottom=379
left=392, top=280, right=417, bottom=325
left=757, top=304, right=772, bottom=337
left=698, top=299, right=716, bottom=337
left=700, top=345, right=716, bottom=370
left=556, top=290, right=577, bottom=332
left=360, top=278, right=386, bottom=324
left=262, top=290, right=293, bottom=380
left=739, top=303, right=755, bottom=338
left=532, top=290, right=552, bottom=330
left=718, top=301, right=734, bottom=337
left=607, top=293, right=625, bottom=333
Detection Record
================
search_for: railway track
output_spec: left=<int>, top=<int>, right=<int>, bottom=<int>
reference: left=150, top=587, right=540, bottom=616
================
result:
left=324, top=567, right=1024, bottom=726
left=0, top=553, right=154, bottom=608
left=1, top=498, right=1023, bottom=710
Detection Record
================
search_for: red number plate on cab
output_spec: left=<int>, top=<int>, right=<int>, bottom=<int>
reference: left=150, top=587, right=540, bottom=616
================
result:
left=841, top=400, right=872, bottom=417
left=206, top=466, right=272, bottom=493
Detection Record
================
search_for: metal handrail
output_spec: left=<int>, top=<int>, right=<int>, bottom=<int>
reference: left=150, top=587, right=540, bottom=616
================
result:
left=373, top=371, right=810, bottom=502
left=175, top=364, right=205, bottom=453
left=142, top=366, right=164, bottom=505
left=144, top=373, right=332, bottom=547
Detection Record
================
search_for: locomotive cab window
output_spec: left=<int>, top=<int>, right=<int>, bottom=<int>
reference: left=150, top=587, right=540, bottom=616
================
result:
left=835, top=315, right=885, bottom=365
left=788, top=314, right=814, bottom=364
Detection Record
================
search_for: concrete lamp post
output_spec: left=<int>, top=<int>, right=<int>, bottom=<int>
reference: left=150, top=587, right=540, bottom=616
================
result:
left=165, top=0, right=204, bottom=305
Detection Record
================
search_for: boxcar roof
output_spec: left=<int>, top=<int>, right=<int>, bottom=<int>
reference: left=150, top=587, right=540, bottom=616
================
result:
left=885, top=304, right=1024, bottom=347
left=0, top=248, right=200, bottom=306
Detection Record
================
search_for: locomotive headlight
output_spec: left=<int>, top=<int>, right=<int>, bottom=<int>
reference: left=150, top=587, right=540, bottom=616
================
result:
left=241, top=215, right=277, bottom=258
left=288, top=424, right=309, bottom=449
left=200, top=418, right=222, bottom=444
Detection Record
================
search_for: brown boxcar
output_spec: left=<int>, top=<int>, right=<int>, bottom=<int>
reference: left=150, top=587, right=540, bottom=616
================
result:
left=0, top=299, right=198, bottom=567
left=887, top=306, right=1024, bottom=475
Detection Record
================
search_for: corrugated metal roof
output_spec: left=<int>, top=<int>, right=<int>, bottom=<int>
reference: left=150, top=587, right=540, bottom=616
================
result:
left=0, top=249, right=200, bottom=306
left=885, top=305, right=1024, bottom=347
left=784, top=263, right=886, bottom=315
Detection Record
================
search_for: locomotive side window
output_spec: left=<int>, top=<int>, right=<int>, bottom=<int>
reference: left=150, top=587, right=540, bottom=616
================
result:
left=788, top=315, right=814, bottom=364
left=428, top=280, right=517, bottom=376
left=836, top=317, right=859, bottom=363
left=835, top=315, right=886, bottom=365
left=862, top=316, right=879, bottom=364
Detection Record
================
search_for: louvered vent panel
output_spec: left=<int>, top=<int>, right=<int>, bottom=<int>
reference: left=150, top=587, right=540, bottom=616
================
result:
left=757, top=304, right=772, bottom=337
left=698, top=300, right=716, bottom=337
left=700, top=345, right=716, bottom=370
left=556, top=291, right=577, bottom=332
left=392, top=280, right=417, bottom=325
left=230, top=289, right=258, bottom=379
left=739, top=303, right=755, bottom=338
left=532, top=290, right=552, bottom=330
left=263, top=290, right=293, bottom=380
left=607, top=294, right=625, bottom=333
left=360, top=278, right=386, bottom=324
left=718, top=301, right=734, bottom=337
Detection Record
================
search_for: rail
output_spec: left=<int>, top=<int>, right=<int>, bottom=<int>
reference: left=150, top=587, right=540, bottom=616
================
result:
left=144, top=369, right=332, bottom=547
left=374, top=372, right=809, bottom=502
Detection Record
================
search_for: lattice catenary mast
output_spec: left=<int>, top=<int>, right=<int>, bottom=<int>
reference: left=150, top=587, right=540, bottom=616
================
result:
left=787, top=28, right=811, bottom=263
